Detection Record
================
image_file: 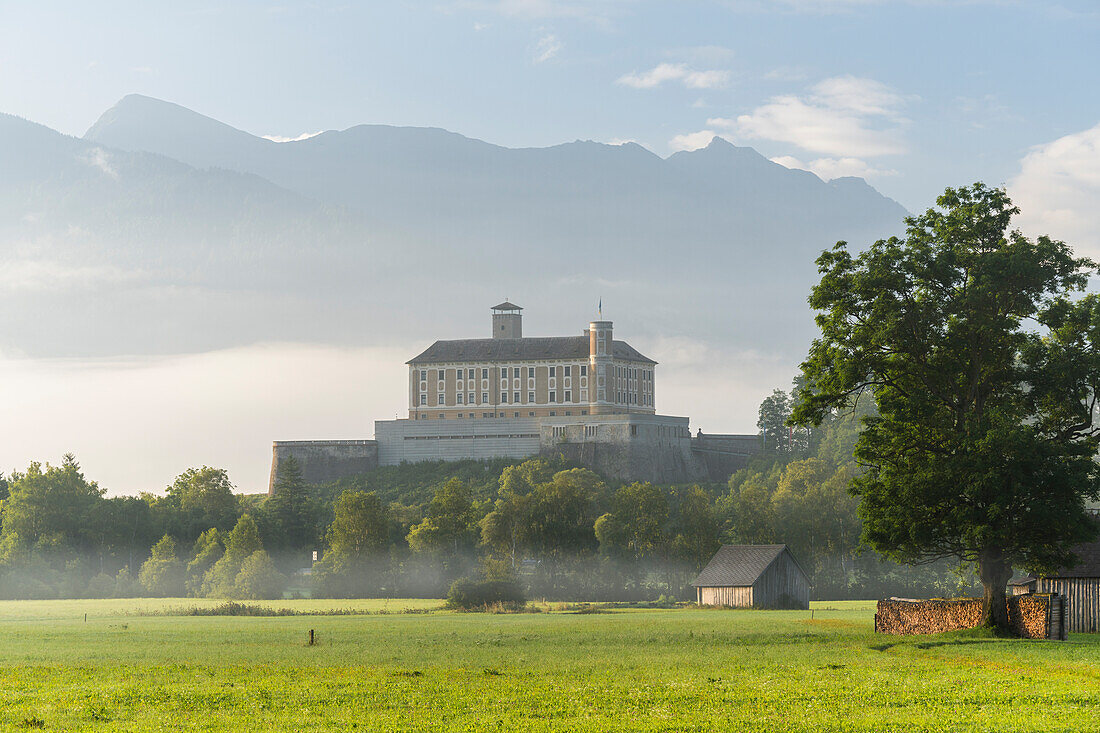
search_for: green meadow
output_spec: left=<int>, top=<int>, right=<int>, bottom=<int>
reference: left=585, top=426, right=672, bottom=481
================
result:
left=1, top=599, right=1098, bottom=732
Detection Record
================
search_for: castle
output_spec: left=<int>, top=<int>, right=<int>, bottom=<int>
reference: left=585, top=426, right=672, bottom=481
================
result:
left=269, top=303, right=758, bottom=491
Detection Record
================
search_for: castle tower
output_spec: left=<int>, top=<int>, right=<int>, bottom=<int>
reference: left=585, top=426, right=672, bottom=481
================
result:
left=491, top=301, right=523, bottom=339
left=588, top=319, right=613, bottom=414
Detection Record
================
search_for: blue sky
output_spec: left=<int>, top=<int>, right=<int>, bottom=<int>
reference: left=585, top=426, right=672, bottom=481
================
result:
left=3, top=0, right=1099, bottom=211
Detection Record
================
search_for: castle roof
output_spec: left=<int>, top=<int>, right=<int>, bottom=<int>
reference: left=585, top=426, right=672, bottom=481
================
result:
left=408, top=336, right=656, bottom=365
left=492, top=301, right=523, bottom=311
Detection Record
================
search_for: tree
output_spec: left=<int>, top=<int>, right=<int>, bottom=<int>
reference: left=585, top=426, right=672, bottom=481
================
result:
left=758, top=389, right=793, bottom=454
left=263, top=456, right=318, bottom=555
left=313, top=490, right=391, bottom=597
left=0, top=455, right=103, bottom=563
left=791, top=183, right=1100, bottom=631
left=201, top=515, right=263, bottom=597
left=165, top=467, right=240, bottom=542
left=139, top=535, right=185, bottom=597
left=186, top=529, right=223, bottom=596
left=232, top=550, right=287, bottom=600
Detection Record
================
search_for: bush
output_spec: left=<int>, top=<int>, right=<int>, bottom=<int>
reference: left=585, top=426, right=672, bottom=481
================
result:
left=446, top=578, right=526, bottom=611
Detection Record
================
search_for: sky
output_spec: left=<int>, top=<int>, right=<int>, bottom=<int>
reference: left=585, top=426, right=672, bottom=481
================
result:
left=3, top=0, right=1100, bottom=494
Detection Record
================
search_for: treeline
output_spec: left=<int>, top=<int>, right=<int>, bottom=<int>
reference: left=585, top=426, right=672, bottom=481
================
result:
left=0, top=389, right=973, bottom=601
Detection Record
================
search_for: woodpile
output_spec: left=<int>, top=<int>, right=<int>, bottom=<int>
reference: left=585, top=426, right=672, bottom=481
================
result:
left=875, top=595, right=1060, bottom=639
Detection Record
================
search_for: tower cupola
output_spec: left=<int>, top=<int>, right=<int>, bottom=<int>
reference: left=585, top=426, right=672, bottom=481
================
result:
left=491, top=301, right=523, bottom=339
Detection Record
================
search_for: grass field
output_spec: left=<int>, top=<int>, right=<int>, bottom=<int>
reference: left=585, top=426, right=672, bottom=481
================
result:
left=1, top=599, right=1098, bottom=732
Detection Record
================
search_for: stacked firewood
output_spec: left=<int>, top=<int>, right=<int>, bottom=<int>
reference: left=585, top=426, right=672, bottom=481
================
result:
left=875, top=596, right=1052, bottom=638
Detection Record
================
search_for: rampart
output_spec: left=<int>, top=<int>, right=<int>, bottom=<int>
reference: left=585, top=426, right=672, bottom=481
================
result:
left=691, top=433, right=761, bottom=481
left=539, top=413, right=707, bottom=483
left=270, top=418, right=762, bottom=492
left=874, top=595, right=1064, bottom=640
left=268, top=440, right=378, bottom=494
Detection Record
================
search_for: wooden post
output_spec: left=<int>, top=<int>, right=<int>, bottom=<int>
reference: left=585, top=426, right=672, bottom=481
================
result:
left=309, top=629, right=315, bottom=646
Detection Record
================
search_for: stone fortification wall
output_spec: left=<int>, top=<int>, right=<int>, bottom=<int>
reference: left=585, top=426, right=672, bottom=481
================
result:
left=375, top=418, right=541, bottom=466
left=269, top=440, right=378, bottom=494
left=691, top=433, right=761, bottom=481
left=538, top=414, right=707, bottom=483
left=875, top=596, right=1056, bottom=639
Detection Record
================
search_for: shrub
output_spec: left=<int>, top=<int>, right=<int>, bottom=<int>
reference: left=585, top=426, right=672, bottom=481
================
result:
left=446, top=578, right=525, bottom=611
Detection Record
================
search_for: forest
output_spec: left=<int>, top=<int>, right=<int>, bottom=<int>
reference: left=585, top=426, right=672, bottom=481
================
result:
left=0, top=389, right=974, bottom=601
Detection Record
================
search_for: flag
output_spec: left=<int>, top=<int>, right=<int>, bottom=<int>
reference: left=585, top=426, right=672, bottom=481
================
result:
left=598, top=297, right=602, bottom=317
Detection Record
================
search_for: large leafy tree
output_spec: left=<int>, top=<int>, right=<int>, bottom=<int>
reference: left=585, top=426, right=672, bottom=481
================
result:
left=313, top=489, right=392, bottom=597
left=791, top=183, right=1100, bottom=630
left=0, top=454, right=104, bottom=562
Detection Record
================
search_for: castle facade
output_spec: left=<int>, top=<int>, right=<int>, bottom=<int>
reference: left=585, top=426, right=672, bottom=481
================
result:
left=270, top=303, right=758, bottom=491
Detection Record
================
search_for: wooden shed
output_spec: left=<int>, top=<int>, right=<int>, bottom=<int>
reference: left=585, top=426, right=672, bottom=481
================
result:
left=692, top=544, right=810, bottom=609
left=1010, top=531, right=1100, bottom=633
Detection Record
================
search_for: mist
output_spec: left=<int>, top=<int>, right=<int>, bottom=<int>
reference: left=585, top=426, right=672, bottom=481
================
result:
left=0, top=340, right=789, bottom=495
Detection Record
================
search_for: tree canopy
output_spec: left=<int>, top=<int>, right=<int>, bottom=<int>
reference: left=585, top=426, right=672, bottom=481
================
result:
left=791, top=183, right=1100, bottom=629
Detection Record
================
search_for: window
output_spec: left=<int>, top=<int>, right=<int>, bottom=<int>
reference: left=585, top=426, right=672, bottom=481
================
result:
left=468, top=392, right=474, bottom=404
left=549, top=366, right=556, bottom=377
left=457, top=413, right=463, bottom=419
left=564, top=366, right=571, bottom=377
left=420, top=395, right=426, bottom=405
left=468, top=369, right=475, bottom=379
left=513, top=367, right=521, bottom=378
left=528, top=391, right=535, bottom=402
left=529, top=411, right=535, bottom=417
left=438, top=413, right=445, bottom=419
left=482, top=392, right=488, bottom=403
left=456, top=393, right=463, bottom=404
left=528, top=367, right=535, bottom=378
left=585, top=425, right=597, bottom=438
left=552, top=426, right=566, bottom=438
left=501, top=392, right=508, bottom=404
left=482, top=368, right=488, bottom=379
left=565, top=390, right=571, bottom=402
left=514, top=411, right=520, bottom=418
left=438, top=393, right=446, bottom=405
left=549, top=391, right=556, bottom=402
left=581, top=410, right=588, bottom=415
left=514, top=392, right=520, bottom=403
left=631, top=425, right=638, bottom=436
left=580, top=365, right=587, bottom=376
left=565, top=411, right=572, bottom=416
left=549, top=411, right=556, bottom=416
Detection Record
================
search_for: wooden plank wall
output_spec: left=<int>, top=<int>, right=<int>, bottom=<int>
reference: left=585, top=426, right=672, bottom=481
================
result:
left=1037, top=579, right=1100, bottom=633
left=699, top=586, right=753, bottom=607
left=753, top=552, right=810, bottom=609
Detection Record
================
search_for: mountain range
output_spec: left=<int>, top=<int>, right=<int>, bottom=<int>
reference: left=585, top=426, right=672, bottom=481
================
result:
left=1, top=94, right=907, bottom=363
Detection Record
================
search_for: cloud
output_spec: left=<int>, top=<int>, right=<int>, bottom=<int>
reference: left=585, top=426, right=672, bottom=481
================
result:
left=261, top=131, right=323, bottom=143
left=669, top=130, right=729, bottom=152
left=617, top=62, right=729, bottom=90
left=732, top=75, right=908, bottom=157
left=80, top=147, right=118, bottom=179
left=1010, top=121, right=1100, bottom=258
left=0, top=259, right=144, bottom=293
left=533, top=33, right=562, bottom=62
left=769, top=154, right=896, bottom=180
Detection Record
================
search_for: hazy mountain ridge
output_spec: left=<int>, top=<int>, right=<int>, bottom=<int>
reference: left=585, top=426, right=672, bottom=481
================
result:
left=1, top=96, right=907, bottom=359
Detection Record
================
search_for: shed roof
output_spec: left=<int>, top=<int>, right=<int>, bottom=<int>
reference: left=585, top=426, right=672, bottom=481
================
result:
left=1015, top=528, right=1100, bottom=582
left=408, top=336, right=656, bottom=365
left=691, top=545, right=806, bottom=587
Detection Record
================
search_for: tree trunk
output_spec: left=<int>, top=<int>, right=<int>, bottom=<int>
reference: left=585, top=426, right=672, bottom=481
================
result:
left=978, top=549, right=1013, bottom=632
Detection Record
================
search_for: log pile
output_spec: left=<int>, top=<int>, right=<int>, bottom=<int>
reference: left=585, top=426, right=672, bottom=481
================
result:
left=875, top=595, right=1055, bottom=639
